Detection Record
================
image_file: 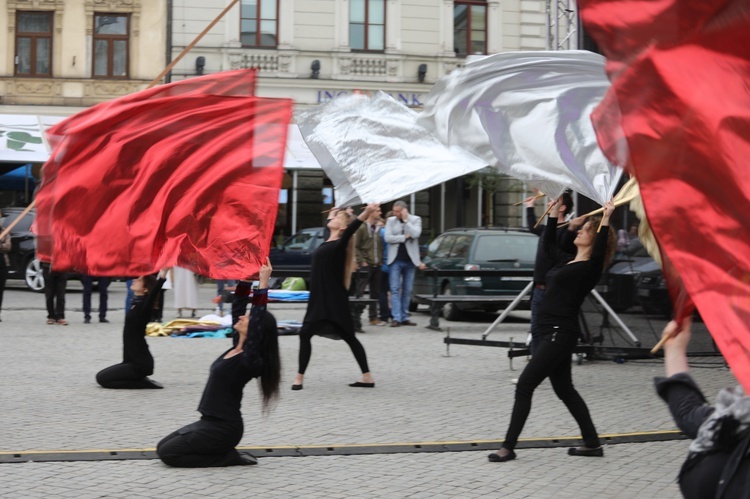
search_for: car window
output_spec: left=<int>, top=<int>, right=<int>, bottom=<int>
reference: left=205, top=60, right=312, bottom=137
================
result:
left=285, top=232, right=312, bottom=251
left=448, top=235, right=473, bottom=259
left=428, top=235, right=456, bottom=259
left=2, top=212, right=32, bottom=232
left=473, top=234, right=536, bottom=263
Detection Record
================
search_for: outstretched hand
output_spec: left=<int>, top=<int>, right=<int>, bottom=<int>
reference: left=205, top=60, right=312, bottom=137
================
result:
left=602, top=199, right=615, bottom=223
left=258, top=257, right=272, bottom=288
left=661, top=318, right=692, bottom=377
left=157, top=267, right=171, bottom=280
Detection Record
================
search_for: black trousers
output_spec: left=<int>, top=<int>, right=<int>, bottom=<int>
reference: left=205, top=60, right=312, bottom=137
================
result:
left=157, top=419, right=245, bottom=468
left=355, top=266, right=381, bottom=320
left=82, top=275, right=110, bottom=320
left=96, top=362, right=159, bottom=389
left=378, top=269, right=391, bottom=321
left=0, top=266, right=6, bottom=315
left=502, top=329, right=600, bottom=451
left=42, top=265, right=67, bottom=320
left=297, top=321, right=370, bottom=375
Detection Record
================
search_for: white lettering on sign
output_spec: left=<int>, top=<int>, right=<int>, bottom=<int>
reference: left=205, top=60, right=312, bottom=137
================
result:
left=316, top=90, right=424, bottom=107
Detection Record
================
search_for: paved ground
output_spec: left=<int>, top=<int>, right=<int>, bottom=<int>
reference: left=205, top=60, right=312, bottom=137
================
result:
left=0, top=280, right=733, bottom=498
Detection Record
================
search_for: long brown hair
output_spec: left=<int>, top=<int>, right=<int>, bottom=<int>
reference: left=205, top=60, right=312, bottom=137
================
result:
left=585, top=216, right=617, bottom=270
left=337, top=211, right=357, bottom=289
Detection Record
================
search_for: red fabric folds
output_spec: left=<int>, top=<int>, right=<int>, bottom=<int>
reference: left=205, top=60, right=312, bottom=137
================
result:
left=580, top=0, right=750, bottom=391
left=35, top=70, right=292, bottom=280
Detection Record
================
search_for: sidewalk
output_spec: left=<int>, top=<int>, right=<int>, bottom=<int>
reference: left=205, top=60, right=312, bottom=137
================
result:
left=0, top=282, right=732, bottom=497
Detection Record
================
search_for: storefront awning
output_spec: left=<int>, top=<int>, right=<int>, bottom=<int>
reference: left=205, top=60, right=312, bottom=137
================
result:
left=0, top=114, right=322, bottom=171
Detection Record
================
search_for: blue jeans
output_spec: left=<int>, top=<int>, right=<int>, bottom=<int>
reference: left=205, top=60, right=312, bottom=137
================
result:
left=389, top=260, right=415, bottom=323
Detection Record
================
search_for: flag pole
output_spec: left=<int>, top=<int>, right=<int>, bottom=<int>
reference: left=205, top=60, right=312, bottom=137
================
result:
left=532, top=202, right=556, bottom=229
left=146, top=0, right=241, bottom=89
left=1, top=0, right=244, bottom=241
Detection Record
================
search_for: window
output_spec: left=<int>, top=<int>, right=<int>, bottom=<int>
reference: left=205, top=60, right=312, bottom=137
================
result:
left=15, top=11, right=53, bottom=77
left=93, top=14, right=129, bottom=78
left=241, top=0, right=278, bottom=48
left=350, top=0, right=385, bottom=51
left=454, top=0, right=487, bottom=57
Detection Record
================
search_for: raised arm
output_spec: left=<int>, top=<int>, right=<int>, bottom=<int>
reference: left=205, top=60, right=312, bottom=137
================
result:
left=340, top=203, right=379, bottom=246
left=654, top=319, right=715, bottom=438
left=589, top=200, right=614, bottom=271
left=241, top=258, right=272, bottom=369
left=143, top=268, right=168, bottom=310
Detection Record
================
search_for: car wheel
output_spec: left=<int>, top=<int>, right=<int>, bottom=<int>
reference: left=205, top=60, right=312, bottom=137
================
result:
left=441, top=285, right=463, bottom=321
left=25, top=257, right=45, bottom=292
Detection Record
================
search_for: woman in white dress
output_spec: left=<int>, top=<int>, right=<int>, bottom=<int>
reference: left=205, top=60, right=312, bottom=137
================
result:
left=172, top=266, right=199, bottom=318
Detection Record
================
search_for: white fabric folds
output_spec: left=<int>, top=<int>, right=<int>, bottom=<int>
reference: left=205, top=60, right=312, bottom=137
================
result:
left=296, top=91, right=488, bottom=207
left=418, top=50, right=623, bottom=204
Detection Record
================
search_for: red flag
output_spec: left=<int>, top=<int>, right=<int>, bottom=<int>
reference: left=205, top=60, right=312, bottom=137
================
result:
left=35, top=70, right=292, bottom=279
left=580, top=0, right=750, bottom=391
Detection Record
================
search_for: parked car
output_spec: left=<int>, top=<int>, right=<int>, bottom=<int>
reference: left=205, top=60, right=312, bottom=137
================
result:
left=1, top=207, right=44, bottom=291
left=600, top=246, right=671, bottom=317
left=411, top=227, right=538, bottom=321
left=268, top=227, right=325, bottom=287
left=1, top=207, right=90, bottom=292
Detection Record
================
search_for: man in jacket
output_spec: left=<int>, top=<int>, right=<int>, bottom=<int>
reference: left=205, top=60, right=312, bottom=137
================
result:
left=385, top=200, right=422, bottom=327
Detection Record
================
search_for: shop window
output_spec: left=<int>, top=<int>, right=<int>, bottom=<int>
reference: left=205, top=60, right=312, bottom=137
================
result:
left=93, top=14, right=129, bottom=78
left=241, top=0, right=278, bottom=48
left=454, top=0, right=487, bottom=57
left=350, top=0, right=385, bottom=51
left=15, top=11, right=53, bottom=77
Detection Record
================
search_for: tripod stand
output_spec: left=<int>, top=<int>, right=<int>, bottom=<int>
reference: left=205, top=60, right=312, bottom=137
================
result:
left=481, top=284, right=640, bottom=347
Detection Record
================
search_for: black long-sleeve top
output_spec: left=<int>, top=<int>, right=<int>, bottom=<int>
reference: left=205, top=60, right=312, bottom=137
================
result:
left=536, top=216, right=609, bottom=333
left=527, top=207, right=576, bottom=285
left=123, top=278, right=165, bottom=374
left=197, top=284, right=267, bottom=422
left=654, top=373, right=750, bottom=499
left=303, top=218, right=362, bottom=332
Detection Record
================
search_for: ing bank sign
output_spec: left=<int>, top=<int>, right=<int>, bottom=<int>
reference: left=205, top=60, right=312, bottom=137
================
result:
left=316, top=89, right=425, bottom=107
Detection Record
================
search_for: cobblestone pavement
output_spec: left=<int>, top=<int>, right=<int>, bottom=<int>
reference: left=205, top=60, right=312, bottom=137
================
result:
left=0, top=281, right=733, bottom=498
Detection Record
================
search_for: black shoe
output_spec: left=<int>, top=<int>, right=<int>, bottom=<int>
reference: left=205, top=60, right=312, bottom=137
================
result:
left=488, top=449, right=516, bottom=462
left=389, top=321, right=400, bottom=327
left=99, top=318, right=109, bottom=323
left=84, top=317, right=91, bottom=324
left=238, top=452, right=258, bottom=465
left=400, top=320, right=417, bottom=326
left=568, top=446, right=603, bottom=457
left=348, top=382, right=375, bottom=388
left=291, top=384, right=303, bottom=391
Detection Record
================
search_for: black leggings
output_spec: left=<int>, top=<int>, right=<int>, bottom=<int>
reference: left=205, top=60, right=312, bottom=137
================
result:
left=502, top=330, right=600, bottom=451
left=157, top=419, right=246, bottom=468
left=96, top=362, right=160, bottom=389
left=298, top=321, right=370, bottom=375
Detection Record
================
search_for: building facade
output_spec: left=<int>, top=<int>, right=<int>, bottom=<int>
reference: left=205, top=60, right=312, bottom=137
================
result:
left=0, top=0, right=167, bottom=106
left=168, top=0, right=551, bottom=236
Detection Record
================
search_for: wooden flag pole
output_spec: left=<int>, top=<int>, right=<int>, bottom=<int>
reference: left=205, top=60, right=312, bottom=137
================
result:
left=513, top=192, right=545, bottom=206
left=0, top=202, right=35, bottom=240
left=532, top=201, right=557, bottom=229
left=146, top=0, right=241, bottom=89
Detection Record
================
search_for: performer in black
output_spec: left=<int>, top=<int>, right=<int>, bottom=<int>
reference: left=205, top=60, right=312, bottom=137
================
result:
left=489, top=199, right=616, bottom=462
left=655, top=319, right=750, bottom=498
left=156, top=258, right=281, bottom=467
left=291, top=204, right=380, bottom=390
left=96, top=269, right=167, bottom=389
